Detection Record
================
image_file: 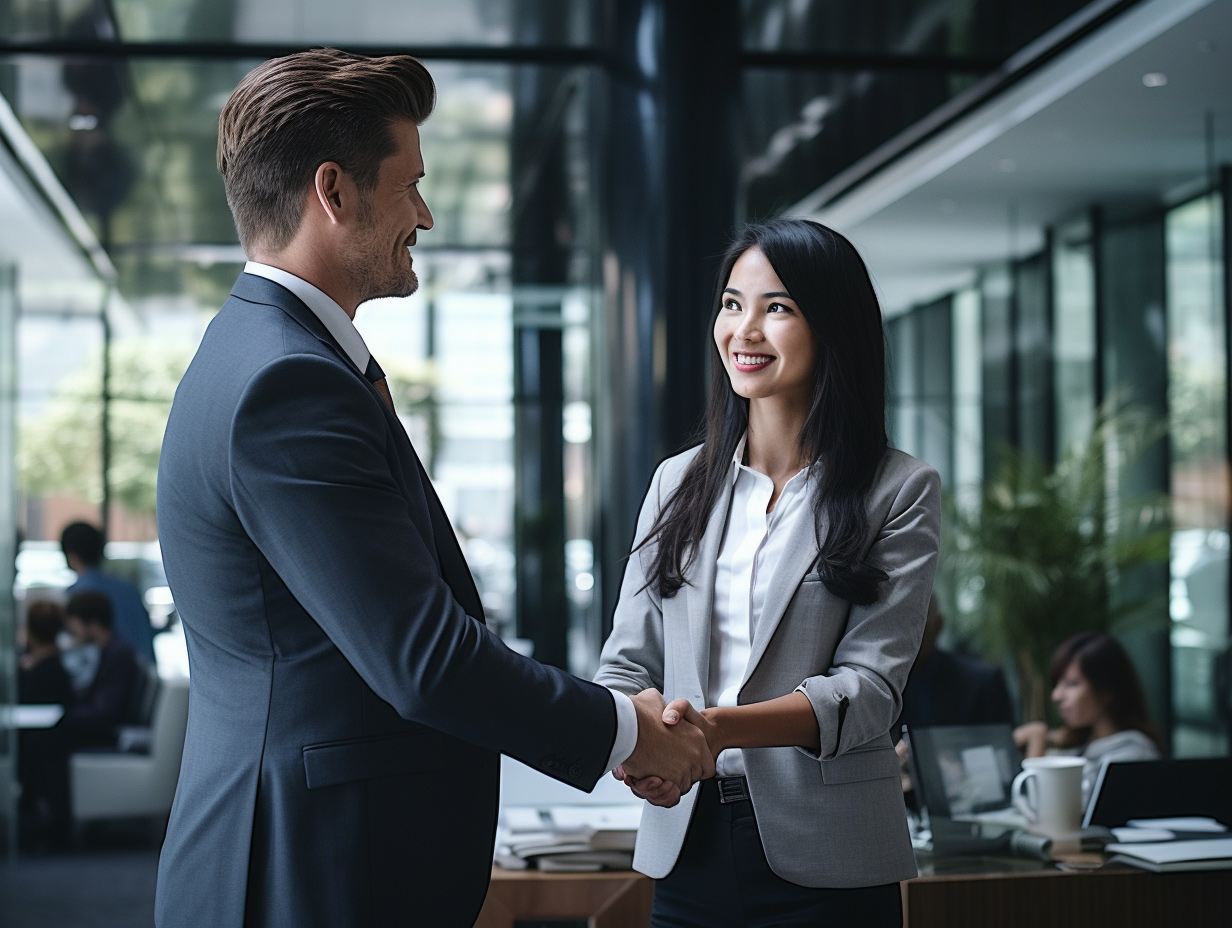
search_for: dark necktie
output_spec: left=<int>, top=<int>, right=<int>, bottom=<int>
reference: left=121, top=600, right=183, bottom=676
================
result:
left=364, top=355, right=487, bottom=623
left=365, top=356, right=396, bottom=413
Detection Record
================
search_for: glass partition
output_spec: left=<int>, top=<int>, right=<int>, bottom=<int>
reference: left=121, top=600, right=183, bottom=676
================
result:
left=1165, top=192, right=1229, bottom=756
left=1052, top=215, right=1096, bottom=457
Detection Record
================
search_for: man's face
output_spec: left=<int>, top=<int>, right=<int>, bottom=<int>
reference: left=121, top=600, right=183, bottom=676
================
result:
left=65, top=614, right=89, bottom=645
left=342, top=118, right=434, bottom=303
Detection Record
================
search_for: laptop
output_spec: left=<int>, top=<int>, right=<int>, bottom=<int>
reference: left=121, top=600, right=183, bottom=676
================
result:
left=1083, top=757, right=1232, bottom=829
left=908, top=724, right=1025, bottom=823
left=906, top=724, right=1051, bottom=858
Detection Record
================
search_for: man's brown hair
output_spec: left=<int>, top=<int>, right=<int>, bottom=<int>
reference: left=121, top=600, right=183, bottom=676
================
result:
left=217, top=48, right=435, bottom=254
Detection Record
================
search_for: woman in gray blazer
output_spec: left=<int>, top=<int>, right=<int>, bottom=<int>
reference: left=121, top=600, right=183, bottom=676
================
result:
left=595, top=219, right=940, bottom=927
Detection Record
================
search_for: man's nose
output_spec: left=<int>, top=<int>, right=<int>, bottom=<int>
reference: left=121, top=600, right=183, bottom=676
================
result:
left=417, top=194, right=434, bottom=231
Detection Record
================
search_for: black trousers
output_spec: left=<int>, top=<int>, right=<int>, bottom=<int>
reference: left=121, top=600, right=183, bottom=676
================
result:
left=651, top=779, right=903, bottom=928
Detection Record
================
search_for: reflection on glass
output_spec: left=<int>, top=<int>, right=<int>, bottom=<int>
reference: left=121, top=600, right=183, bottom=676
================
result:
left=1165, top=192, right=1228, bottom=756
left=6, top=1, right=595, bottom=46
left=1052, top=216, right=1095, bottom=457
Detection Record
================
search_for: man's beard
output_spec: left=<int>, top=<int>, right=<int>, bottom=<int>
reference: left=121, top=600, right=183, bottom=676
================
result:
left=344, top=203, right=419, bottom=303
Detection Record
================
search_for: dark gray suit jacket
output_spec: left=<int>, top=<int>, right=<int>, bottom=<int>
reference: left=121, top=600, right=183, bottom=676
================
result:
left=154, top=273, right=616, bottom=927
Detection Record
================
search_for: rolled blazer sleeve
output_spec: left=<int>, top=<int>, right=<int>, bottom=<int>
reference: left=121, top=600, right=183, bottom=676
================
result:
left=594, top=460, right=672, bottom=697
left=795, top=461, right=941, bottom=760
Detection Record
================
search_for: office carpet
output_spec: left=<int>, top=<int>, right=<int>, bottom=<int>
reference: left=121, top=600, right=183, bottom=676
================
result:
left=0, top=847, right=159, bottom=928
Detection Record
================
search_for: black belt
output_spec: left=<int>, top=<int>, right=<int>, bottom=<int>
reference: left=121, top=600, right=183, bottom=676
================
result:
left=715, top=775, right=750, bottom=804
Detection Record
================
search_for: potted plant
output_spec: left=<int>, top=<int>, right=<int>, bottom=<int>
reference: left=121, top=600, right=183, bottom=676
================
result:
left=942, top=399, right=1171, bottom=722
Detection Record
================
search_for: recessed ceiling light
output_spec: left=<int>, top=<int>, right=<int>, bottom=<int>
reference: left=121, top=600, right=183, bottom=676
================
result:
left=1142, top=72, right=1168, bottom=87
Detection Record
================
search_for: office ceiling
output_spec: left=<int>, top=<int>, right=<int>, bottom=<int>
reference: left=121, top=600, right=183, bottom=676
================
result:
left=801, top=0, right=1232, bottom=314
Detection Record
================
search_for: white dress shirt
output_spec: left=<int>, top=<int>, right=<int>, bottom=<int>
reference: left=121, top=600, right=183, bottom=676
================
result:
left=709, top=435, right=817, bottom=777
left=241, top=263, right=638, bottom=772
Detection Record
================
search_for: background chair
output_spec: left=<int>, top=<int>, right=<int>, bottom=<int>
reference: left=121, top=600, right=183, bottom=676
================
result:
left=70, top=676, right=188, bottom=826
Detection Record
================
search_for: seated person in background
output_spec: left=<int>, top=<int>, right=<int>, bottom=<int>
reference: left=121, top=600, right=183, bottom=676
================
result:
left=896, top=595, right=1015, bottom=799
left=61, top=521, right=157, bottom=667
left=1014, top=630, right=1160, bottom=802
left=900, top=595, right=1015, bottom=730
left=17, top=601, right=75, bottom=850
left=19, top=600, right=75, bottom=707
left=59, top=590, right=140, bottom=749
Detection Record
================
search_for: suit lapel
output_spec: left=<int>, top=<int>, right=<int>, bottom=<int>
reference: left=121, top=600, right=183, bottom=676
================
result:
left=230, top=273, right=488, bottom=624
left=683, top=484, right=734, bottom=699
left=741, top=503, right=823, bottom=687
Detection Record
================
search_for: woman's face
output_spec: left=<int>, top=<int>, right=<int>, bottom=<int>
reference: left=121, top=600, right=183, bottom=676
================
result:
left=1051, top=659, right=1106, bottom=730
left=713, top=247, right=817, bottom=408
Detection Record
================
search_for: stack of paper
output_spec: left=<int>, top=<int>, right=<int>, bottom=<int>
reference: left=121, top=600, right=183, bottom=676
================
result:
left=495, top=804, right=641, bottom=872
left=1104, top=817, right=1232, bottom=872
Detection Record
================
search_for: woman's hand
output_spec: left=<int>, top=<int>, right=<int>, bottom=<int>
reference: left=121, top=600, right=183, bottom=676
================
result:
left=661, top=698, right=723, bottom=757
left=612, top=698, right=721, bottom=809
left=1013, top=721, right=1049, bottom=757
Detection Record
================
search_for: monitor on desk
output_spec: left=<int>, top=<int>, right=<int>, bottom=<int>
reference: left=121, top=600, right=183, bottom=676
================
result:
left=1083, top=757, right=1232, bottom=829
left=908, top=723, right=1023, bottom=821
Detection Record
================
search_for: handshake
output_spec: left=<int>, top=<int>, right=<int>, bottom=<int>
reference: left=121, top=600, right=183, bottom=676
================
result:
left=612, top=688, right=720, bottom=808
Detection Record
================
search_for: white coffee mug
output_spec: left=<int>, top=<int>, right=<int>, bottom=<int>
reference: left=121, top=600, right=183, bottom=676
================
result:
left=1011, top=756, right=1086, bottom=837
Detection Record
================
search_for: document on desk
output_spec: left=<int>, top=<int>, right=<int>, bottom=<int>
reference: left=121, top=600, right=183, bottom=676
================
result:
left=1104, top=837, right=1232, bottom=872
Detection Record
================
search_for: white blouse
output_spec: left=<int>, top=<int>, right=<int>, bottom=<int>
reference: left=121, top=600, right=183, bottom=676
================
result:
left=708, top=436, right=818, bottom=777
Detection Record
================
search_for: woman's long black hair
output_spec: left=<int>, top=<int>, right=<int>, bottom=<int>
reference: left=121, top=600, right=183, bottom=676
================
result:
left=641, top=218, right=889, bottom=605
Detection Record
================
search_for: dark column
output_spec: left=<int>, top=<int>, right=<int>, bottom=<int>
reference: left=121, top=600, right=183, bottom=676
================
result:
left=0, top=262, right=18, bottom=859
left=592, top=0, right=741, bottom=632
left=510, top=2, right=577, bottom=668
left=1221, top=166, right=1232, bottom=737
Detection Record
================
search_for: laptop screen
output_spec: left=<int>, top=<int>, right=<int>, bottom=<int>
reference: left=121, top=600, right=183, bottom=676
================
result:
left=1083, top=757, right=1232, bottom=828
left=908, top=723, right=1023, bottom=820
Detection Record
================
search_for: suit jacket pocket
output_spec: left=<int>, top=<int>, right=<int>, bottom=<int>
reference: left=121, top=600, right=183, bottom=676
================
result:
left=303, top=728, right=451, bottom=789
left=818, top=746, right=899, bottom=785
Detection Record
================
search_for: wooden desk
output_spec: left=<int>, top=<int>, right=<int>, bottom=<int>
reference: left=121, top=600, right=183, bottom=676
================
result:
left=477, top=857, right=1228, bottom=928
left=475, top=868, right=653, bottom=928
left=903, top=857, right=1229, bottom=928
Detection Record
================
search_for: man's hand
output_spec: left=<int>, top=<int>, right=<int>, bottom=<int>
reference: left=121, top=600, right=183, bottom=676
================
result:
left=616, top=689, right=714, bottom=808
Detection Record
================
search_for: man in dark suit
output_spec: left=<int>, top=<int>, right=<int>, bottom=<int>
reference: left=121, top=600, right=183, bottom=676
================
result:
left=900, top=596, right=1015, bottom=731
left=154, top=49, right=710, bottom=928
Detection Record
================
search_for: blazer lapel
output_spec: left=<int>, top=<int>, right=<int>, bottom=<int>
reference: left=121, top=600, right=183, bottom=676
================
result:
left=741, top=506, right=823, bottom=687
left=683, top=484, right=734, bottom=700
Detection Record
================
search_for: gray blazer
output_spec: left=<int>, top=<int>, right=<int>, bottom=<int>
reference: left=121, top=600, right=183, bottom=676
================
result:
left=595, top=445, right=940, bottom=888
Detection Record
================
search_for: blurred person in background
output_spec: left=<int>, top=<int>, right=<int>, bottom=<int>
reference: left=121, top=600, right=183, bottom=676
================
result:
left=61, top=521, right=156, bottom=667
left=899, top=595, right=1014, bottom=731
left=60, top=590, right=140, bottom=749
left=894, top=594, right=1015, bottom=803
left=18, top=600, right=75, bottom=851
left=1014, top=631, right=1161, bottom=802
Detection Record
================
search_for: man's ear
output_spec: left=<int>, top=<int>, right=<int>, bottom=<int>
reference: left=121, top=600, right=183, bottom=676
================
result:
left=313, top=162, right=355, bottom=225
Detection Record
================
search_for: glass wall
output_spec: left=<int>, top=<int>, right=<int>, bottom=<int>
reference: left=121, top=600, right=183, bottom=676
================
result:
left=1166, top=192, right=1229, bottom=756
left=888, top=189, right=1232, bottom=755
left=1052, top=215, right=1096, bottom=456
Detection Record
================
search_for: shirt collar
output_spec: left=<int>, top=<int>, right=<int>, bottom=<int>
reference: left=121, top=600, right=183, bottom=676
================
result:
left=244, top=262, right=371, bottom=373
left=729, top=432, right=815, bottom=490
